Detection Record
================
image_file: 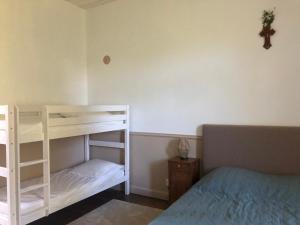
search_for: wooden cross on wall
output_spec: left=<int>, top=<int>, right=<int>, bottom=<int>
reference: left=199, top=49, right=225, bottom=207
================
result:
left=259, top=9, right=276, bottom=50
left=260, top=24, right=276, bottom=49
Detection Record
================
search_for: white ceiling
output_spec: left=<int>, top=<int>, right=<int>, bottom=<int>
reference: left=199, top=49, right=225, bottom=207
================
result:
left=66, top=0, right=116, bottom=9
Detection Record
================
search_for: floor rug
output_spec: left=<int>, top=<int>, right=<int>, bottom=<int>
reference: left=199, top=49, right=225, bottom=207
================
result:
left=68, top=199, right=163, bottom=225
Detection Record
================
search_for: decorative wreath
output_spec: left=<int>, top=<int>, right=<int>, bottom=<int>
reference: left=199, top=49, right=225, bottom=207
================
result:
left=262, top=10, right=275, bottom=27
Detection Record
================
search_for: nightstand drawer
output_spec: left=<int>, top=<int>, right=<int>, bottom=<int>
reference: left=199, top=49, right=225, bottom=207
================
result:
left=170, top=162, right=191, bottom=173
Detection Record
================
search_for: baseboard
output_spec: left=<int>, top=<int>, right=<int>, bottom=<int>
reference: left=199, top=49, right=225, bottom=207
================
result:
left=131, top=185, right=169, bottom=201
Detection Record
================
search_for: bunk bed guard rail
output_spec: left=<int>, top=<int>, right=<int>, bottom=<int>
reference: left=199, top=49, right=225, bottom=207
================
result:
left=45, top=105, right=129, bottom=139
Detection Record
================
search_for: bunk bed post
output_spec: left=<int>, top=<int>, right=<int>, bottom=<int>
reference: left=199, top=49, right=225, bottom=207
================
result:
left=42, top=106, right=51, bottom=215
left=124, top=105, right=130, bottom=195
left=84, top=135, right=90, bottom=162
left=14, top=106, right=22, bottom=225
left=7, top=105, right=18, bottom=225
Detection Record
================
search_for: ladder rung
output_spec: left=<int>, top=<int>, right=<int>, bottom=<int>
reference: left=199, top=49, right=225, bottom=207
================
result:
left=19, top=159, right=46, bottom=168
left=21, top=183, right=48, bottom=194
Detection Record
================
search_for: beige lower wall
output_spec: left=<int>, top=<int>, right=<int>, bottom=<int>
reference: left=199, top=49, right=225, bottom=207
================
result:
left=131, top=133, right=202, bottom=200
left=91, top=131, right=202, bottom=200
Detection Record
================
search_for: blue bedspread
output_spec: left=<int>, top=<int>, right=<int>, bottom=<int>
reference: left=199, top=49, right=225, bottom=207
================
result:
left=149, top=167, right=300, bottom=225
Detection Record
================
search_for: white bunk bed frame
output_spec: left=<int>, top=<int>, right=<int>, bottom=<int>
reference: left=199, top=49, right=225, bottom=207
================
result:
left=0, top=105, right=130, bottom=225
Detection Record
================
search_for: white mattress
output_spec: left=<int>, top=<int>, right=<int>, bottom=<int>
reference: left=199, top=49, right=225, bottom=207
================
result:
left=0, top=159, right=125, bottom=216
left=19, top=116, right=43, bottom=143
left=0, top=116, right=43, bottom=144
left=20, top=116, right=42, bottom=134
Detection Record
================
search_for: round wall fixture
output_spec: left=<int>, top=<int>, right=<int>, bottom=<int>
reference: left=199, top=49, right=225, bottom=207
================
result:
left=103, top=55, right=111, bottom=65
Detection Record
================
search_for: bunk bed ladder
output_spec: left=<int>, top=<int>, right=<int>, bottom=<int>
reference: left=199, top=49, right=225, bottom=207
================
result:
left=15, top=106, right=50, bottom=224
left=42, top=106, right=51, bottom=216
left=5, top=106, right=18, bottom=225
left=124, top=105, right=130, bottom=195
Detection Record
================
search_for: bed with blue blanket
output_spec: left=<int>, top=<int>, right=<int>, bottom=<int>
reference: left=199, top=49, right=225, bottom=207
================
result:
left=149, top=167, right=300, bottom=225
left=150, top=125, right=300, bottom=225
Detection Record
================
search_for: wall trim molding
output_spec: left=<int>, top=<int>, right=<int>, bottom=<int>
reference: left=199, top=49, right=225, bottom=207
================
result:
left=130, top=132, right=202, bottom=140
left=131, top=185, right=169, bottom=200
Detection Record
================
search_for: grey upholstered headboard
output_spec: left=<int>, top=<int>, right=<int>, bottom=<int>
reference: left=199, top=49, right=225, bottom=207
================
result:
left=203, top=124, right=300, bottom=175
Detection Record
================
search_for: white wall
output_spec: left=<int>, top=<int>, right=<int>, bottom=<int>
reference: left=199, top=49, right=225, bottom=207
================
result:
left=0, top=0, right=88, bottom=181
left=0, top=0, right=87, bottom=105
left=87, top=0, right=300, bottom=135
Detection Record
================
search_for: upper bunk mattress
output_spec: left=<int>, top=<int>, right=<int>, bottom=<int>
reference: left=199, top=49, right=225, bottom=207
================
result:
left=0, top=116, right=43, bottom=144
left=19, top=116, right=43, bottom=143
left=0, top=159, right=125, bottom=216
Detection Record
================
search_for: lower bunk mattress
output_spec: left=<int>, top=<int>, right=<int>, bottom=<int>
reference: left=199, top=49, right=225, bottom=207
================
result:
left=0, top=159, right=125, bottom=217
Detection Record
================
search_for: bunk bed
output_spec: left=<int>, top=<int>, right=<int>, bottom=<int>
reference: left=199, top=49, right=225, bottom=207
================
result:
left=0, top=105, right=130, bottom=225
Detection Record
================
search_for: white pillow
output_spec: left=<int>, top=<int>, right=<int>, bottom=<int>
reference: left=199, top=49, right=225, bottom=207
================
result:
left=70, top=159, right=123, bottom=178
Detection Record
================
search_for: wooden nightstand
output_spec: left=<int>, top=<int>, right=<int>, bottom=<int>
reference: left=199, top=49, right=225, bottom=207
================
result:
left=168, top=157, right=200, bottom=203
